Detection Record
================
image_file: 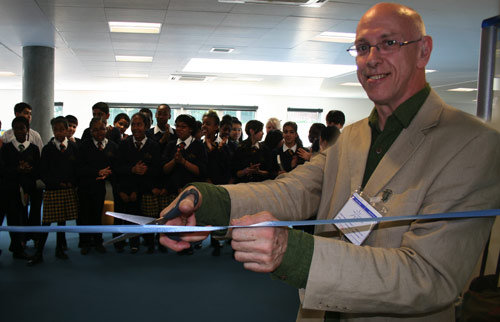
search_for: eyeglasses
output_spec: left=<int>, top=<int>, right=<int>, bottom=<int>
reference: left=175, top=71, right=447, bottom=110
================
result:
left=347, top=38, right=422, bottom=57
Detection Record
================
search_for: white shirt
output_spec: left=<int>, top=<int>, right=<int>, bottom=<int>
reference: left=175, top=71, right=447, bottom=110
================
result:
left=93, top=138, right=108, bottom=150
left=176, top=136, right=194, bottom=149
left=282, top=144, right=297, bottom=153
left=2, top=128, right=43, bottom=155
left=12, top=138, right=30, bottom=152
left=53, top=137, right=69, bottom=151
left=133, top=136, right=147, bottom=150
left=154, top=124, right=175, bottom=135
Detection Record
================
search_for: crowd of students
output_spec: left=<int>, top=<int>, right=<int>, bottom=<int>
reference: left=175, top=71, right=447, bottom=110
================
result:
left=0, top=101, right=343, bottom=266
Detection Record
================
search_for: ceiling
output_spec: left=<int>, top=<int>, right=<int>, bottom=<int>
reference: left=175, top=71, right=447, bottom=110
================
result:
left=0, top=0, right=498, bottom=105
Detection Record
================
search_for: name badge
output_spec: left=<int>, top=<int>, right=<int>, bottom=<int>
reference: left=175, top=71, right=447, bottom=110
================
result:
left=334, top=192, right=383, bottom=245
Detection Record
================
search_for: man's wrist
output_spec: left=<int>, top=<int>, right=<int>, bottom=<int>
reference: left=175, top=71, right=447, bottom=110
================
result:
left=271, top=229, right=314, bottom=289
left=187, top=182, right=231, bottom=228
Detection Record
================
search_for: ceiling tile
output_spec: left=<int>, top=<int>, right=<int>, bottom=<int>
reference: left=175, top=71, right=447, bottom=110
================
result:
left=103, top=0, right=170, bottom=10
left=164, top=11, right=227, bottom=26
left=104, top=8, right=166, bottom=22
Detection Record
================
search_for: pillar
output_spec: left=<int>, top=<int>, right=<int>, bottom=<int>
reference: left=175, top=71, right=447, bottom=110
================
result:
left=23, top=46, right=54, bottom=143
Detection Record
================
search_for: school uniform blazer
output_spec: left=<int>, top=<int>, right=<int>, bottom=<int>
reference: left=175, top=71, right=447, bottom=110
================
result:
left=116, top=137, right=161, bottom=194
left=223, top=90, right=500, bottom=322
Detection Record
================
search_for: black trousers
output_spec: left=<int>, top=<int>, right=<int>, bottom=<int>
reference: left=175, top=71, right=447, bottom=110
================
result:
left=6, top=190, right=28, bottom=254
left=78, top=188, right=105, bottom=247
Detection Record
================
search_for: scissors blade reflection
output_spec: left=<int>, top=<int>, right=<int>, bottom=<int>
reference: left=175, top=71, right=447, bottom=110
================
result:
left=106, top=211, right=156, bottom=225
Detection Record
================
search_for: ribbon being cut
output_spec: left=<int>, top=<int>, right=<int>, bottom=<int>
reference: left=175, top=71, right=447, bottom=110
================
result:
left=1, top=208, right=499, bottom=235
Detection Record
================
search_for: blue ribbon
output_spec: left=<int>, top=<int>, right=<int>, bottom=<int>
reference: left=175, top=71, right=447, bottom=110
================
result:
left=0, top=209, right=499, bottom=234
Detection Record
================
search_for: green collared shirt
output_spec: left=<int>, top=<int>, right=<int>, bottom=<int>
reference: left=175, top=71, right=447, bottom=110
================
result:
left=362, top=84, right=431, bottom=188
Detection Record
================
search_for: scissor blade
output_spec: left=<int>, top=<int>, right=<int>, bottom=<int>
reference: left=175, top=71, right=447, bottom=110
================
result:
left=106, top=211, right=156, bottom=225
left=103, top=232, right=142, bottom=246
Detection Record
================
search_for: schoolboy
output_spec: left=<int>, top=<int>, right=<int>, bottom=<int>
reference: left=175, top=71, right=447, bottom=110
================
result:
left=77, top=117, right=118, bottom=254
left=81, top=102, right=121, bottom=144
left=1, top=116, right=40, bottom=260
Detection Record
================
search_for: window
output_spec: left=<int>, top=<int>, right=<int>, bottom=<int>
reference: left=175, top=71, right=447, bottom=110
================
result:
left=107, top=103, right=257, bottom=137
left=54, top=102, right=64, bottom=117
left=286, top=108, right=323, bottom=146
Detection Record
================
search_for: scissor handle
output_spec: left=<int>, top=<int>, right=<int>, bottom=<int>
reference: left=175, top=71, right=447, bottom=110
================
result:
left=161, top=188, right=200, bottom=242
left=162, top=188, right=200, bottom=222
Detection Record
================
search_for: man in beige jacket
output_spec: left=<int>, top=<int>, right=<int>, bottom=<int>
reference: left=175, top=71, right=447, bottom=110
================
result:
left=160, top=3, right=500, bottom=321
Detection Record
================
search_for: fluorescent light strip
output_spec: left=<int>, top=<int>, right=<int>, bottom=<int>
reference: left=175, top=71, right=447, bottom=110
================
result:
left=183, top=58, right=357, bottom=78
left=312, top=32, right=356, bottom=44
left=447, top=88, right=477, bottom=92
left=109, top=21, right=161, bottom=34
left=116, top=55, right=153, bottom=63
left=341, top=82, right=362, bottom=86
left=0, top=71, right=15, bottom=76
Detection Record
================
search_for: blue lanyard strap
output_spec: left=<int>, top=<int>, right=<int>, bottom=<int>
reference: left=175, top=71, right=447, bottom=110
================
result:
left=1, top=209, right=499, bottom=234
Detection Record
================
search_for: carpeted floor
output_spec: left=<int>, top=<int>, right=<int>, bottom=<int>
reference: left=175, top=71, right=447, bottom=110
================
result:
left=0, top=224, right=300, bottom=322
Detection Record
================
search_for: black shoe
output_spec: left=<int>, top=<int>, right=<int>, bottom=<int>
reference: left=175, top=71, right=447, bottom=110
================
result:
left=55, top=249, right=69, bottom=260
left=147, top=245, right=155, bottom=254
left=130, top=247, right=139, bottom=254
left=80, top=247, right=90, bottom=255
left=27, top=254, right=43, bottom=266
left=95, top=245, right=106, bottom=254
left=13, top=251, right=31, bottom=260
left=194, top=243, right=202, bottom=250
left=115, top=245, right=124, bottom=253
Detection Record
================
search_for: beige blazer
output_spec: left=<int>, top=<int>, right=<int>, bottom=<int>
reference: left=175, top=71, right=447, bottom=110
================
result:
left=224, top=90, right=500, bottom=322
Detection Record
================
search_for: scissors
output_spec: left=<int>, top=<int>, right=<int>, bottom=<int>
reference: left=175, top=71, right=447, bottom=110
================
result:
left=102, top=189, right=199, bottom=246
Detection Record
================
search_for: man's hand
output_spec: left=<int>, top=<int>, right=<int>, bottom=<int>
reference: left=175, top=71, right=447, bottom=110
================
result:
left=231, top=212, right=288, bottom=273
left=158, top=186, right=208, bottom=252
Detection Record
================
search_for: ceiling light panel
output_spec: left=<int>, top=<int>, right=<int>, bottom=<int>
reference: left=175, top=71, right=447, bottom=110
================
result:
left=183, top=58, right=356, bottom=78
left=0, top=71, right=15, bottom=77
left=109, top=21, right=162, bottom=34
left=312, top=32, right=356, bottom=43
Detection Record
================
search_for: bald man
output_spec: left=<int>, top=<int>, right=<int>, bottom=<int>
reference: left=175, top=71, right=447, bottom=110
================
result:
left=159, top=3, right=500, bottom=321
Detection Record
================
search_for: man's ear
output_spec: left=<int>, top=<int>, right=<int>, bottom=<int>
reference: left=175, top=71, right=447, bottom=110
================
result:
left=417, top=35, right=433, bottom=68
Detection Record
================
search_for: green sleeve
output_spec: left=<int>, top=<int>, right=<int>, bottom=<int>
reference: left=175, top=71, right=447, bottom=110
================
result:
left=189, top=182, right=231, bottom=227
left=271, top=229, right=314, bottom=289
left=189, top=182, right=314, bottom=289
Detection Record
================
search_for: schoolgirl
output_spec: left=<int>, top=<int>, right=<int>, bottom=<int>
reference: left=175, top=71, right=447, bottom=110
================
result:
left=162, top=115, right=207, bottom=255
left=115, top=113, right=161, bottom=254
left=231, top=120, right=271, bottom=183
left=29, top=116, right=79, bottom=266
left=271, top=121, right=309, bottom=175
left=202, top=111, right=232, bottom=185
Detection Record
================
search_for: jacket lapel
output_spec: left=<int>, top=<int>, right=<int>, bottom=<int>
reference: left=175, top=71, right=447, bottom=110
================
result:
left=362, top=90, right=443, bottom=198
left=347, top=120, right=372, bottom=193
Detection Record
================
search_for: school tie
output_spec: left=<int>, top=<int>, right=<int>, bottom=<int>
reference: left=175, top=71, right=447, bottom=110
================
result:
left=178, top=142, right=186, bottom=150
left=97, top=141, right=104, bottom=151
left=19, top=144, right=25, bottom=152
left=287, top=149, right=294, bottom=156
left=135, top=141, right=142, bottom=150
left=60, top=143, right=66, bottom=152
